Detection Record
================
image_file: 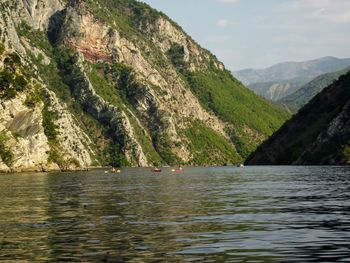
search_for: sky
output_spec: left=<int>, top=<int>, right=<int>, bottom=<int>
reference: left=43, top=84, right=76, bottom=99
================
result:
left=140, top=0, right=350, bottom=71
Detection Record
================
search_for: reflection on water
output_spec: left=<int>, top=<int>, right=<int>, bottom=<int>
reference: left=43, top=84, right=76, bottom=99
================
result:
left=0, top=166, right=349, bottom=262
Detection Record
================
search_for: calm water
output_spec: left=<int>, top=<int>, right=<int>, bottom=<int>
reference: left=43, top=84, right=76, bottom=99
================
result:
left=0, top=166, right=350, bottom=262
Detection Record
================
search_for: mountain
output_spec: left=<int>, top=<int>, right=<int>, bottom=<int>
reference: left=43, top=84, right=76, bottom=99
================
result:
left=0, top=0, right=289, bottom=172
left=280, top=67, right=350, bottom=109
left=233, top=57, right=350, bottom=85
left=249, top=77, right=310, bottom=101
left=232, top=57, right=350, bottom=101
left=246, top=71, right=350, bottom=165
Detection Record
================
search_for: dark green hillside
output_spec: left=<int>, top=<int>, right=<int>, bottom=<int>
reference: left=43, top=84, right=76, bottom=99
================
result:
left=185, top=70, right=290, bottom=157
left=247, top=71, right=350, bottom=165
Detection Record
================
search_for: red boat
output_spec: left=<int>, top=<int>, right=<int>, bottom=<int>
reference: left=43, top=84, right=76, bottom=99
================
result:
left=175, top=167, right=183, bottom=172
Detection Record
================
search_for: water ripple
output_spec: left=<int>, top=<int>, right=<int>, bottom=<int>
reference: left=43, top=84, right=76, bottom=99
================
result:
left=0, top=166, right=349, bottom=262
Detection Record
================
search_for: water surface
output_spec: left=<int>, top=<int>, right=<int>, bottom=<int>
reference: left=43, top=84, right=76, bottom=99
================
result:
left=0, top=166, right=349, bottom=262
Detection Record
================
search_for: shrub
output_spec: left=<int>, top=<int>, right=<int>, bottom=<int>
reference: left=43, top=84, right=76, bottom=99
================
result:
left=0, top=70, right=29, bottom=99
left=0, top=52, right=30, bottom=100
left=0, top=132, right=14, bottom=167
left=13, top=75, right=28, bottom=91
left=167, top=43, right=186, bottom=73
left=0, top=69, right=13, bottom=89
left=24, top=84, right=42, bottom=108
left=344, top=145, right=350, bottom=164
left=0, top=43, right=5, bottom=56
left=42, top=106, right=59, bottom=141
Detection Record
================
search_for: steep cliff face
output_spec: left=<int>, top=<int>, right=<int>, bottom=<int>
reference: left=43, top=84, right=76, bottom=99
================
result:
left=0, top=0, right=289, bottom=171
left=0, top=93, right=52, bottom=172
left=0, top=0, right=97, bottom=171
left=247, top=71, right=350, bottom=165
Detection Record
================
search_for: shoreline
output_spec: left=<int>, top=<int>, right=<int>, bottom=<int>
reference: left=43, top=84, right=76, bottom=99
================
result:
left=0, top=165, right=227, bottom=174
left=0, top=166, right=107, bottom=174
left=1, top=164, right=348, bottom=174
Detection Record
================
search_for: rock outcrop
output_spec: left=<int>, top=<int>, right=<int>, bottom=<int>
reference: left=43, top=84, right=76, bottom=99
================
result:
left=0, top=93, right=52, bottom=171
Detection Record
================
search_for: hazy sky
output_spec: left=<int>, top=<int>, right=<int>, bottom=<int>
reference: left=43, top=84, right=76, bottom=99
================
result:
left=141, top=0, right=350, bottom=71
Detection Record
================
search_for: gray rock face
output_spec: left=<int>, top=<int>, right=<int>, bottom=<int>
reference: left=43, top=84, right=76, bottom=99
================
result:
left=44, top=89, right=96, bottom=168
left=71, top=65, right=149, bottom=167
left=0, top=0, right=96, bottom=172
left=0, top=93, right=52, bottom=171
left=21, top=0, right=64, bottom=30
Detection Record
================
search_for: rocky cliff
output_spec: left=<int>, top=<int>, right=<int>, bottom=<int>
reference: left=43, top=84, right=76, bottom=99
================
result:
left=0, top=0, right=289, bottom=171
left=247, top=71, right=350, bottom=165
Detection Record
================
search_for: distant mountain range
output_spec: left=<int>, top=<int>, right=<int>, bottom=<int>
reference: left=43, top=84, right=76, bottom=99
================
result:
left=248, top=77, right=310, bottom=101
left=280, top=67, right=350, bottom=109
left=232, top=57, right=350, bottom=101
left=246, top=70, right=350, bottom=165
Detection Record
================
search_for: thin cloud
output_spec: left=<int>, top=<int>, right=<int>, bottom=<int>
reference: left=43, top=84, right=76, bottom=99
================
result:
left=277, top=0, right=331, bottom=12
left=216, top=19, right=229, bottom=27
left=277, top=0, right=350, bottom=24
left=205, top=35, right=232, bottom=43
left=311, top=10, right=350, bottom=23
left=215, top=19, right=236, bottom=28
left=216, top=0, right=239, bottom=4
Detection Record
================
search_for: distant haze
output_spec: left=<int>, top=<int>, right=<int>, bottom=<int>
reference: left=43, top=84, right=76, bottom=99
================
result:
left=232, top=56, right=350, bottom=85
left=141, top=0, right=350, bottom=70
left=232, top=56, right=350, bottom=101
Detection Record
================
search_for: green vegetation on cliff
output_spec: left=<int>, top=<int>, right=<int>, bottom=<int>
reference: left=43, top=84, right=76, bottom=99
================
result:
left=344, top=145, right=350, bottom=164
left=183, top=121, right=242, bottom=165
left=0, top=52, right=29, bottom=100
left=161, top=54, right=290, bottom=157
left=187, top=70, right=289, bottom=134
left=0, top=132, right=14, bottom=167
left=86, top=62, right=165, bottom=165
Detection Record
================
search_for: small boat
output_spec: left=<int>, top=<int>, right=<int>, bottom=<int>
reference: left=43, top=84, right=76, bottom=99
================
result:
left=153, top=168, right=162, bottom=172
left=110, top=167, right=121, bottom=173
left=237, top=164, right=244, bottom=168
left=175, top=166, right=183, bottom=172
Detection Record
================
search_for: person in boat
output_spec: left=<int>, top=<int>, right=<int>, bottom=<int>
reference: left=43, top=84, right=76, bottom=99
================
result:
left=174, top=166, right=183, bottom=172
left=111, top=167, right=116, bottom=173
